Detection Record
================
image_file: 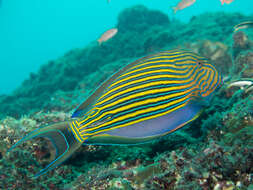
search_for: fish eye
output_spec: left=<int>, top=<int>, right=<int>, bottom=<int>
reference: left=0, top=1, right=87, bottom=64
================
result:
left=197, top=61, right=203, bottom=66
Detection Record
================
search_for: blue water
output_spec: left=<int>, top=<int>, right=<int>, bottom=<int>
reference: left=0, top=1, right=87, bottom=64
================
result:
left=0, top=0, right=252, bottom=94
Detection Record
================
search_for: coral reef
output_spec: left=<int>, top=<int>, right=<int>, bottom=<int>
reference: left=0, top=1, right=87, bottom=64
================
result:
left=0, top=5, right=252, bottom=190
left=117, top=5, right=170, bottom=32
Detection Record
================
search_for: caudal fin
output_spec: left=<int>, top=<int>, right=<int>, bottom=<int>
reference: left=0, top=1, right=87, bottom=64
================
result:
left=7, top=121, right=82, bottom=178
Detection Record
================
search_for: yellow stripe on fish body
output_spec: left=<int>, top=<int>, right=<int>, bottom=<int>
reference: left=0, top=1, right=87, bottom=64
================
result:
left=69, top=50, right=222, bottom=142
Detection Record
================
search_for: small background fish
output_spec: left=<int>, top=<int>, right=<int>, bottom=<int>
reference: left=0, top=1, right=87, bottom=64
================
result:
left=98, top=28, right=118, bottom=45
left=173, top=0, right=196, bottom=13
left=234, top=21, right=253, bottom=32
left=220, top=0, right=234, bottom=5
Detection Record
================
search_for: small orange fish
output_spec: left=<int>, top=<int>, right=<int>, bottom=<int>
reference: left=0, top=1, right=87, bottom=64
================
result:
left=173, top=0, right=196, bottom=14
left=220, top=0, right=234, bottom=5
left=98, top=28, right=118, bottom=45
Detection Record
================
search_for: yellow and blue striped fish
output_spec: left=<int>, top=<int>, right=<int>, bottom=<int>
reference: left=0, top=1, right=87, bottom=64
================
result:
left=8, top=50, right=222, bottom=177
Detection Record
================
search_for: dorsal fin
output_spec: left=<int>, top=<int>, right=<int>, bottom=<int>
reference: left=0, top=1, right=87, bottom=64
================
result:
left=71, top=51, right=169, bottom=118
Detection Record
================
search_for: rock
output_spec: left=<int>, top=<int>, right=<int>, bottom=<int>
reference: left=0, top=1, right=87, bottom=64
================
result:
left=117, top=5, right=169, bottom=32
left=234, top=52, right=253, bottom=78
left=233, top=31, right=252, bottom=58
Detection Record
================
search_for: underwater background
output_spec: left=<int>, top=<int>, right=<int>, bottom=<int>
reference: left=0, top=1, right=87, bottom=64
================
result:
left=0, top=0, right=253, bottom=189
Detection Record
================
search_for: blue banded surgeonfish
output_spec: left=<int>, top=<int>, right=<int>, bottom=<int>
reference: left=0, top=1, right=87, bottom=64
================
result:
left=8, top=50, right=222, bottom=177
